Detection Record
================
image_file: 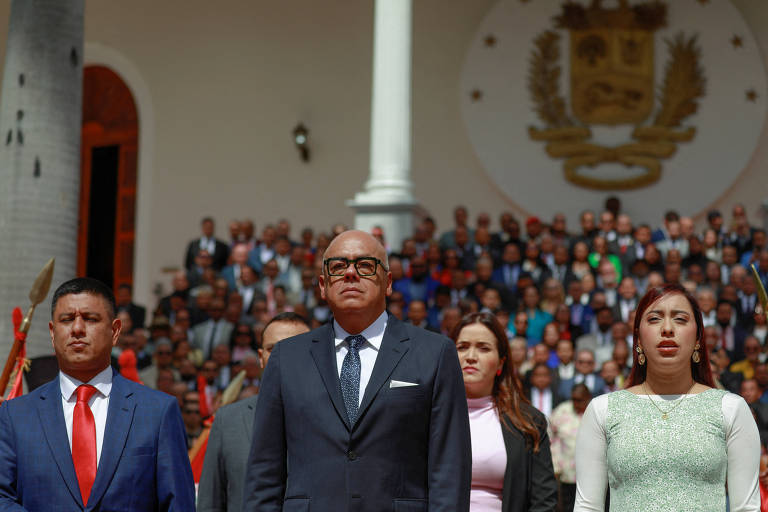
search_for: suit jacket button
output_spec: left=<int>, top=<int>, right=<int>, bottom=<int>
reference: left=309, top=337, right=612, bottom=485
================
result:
left=347, top=450, right=357, bottom=460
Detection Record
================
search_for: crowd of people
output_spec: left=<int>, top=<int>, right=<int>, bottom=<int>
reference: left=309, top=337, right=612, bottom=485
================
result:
left=109, top=201, right=768, bottom=511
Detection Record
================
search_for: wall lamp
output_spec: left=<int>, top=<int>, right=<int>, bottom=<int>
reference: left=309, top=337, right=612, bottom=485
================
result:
left=292, top=123, right=310, bottom=162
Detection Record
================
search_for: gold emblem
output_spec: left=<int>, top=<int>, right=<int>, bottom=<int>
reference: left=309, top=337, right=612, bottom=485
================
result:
left=528, top=0, right=705, bottom=190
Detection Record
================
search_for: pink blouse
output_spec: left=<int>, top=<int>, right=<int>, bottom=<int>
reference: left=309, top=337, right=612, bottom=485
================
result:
left=467, top=396, right=506, bottom=511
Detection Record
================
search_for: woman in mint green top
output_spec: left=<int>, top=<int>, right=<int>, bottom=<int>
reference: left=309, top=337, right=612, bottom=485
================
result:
left=574, top=284, right=760, bottom=511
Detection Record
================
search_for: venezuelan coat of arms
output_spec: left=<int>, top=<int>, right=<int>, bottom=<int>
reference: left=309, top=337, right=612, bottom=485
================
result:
left=528, top=0, right=705, bottom=190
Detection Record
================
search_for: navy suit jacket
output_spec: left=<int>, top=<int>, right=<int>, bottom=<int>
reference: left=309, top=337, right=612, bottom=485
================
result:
left=243, top=315, right=472, bottom=512
left=0, top=373, right=195, bottom=511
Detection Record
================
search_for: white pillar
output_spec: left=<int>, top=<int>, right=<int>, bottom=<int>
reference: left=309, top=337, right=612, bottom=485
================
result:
left=348, top=0, right=418, bottom=252
left=0, top=1, right=84, bottom=359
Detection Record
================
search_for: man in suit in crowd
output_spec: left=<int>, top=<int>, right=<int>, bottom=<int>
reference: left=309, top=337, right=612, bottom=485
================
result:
left=198, top=312, right=310, bottom=512
left=716, top=299, right=747, bottom=362
left=0, top=277, right=194, bottom=511
left=243, top=230, right=472, bottom=511
left=220, top=243, right=251, bottom=291
left=572, top=349, right=606, bottom=397
left=185, top=216, right=230, bottom=271
left=439, top=205, right=473, bottom=250
left=611, top=276, right=638, bottom=324
left=115, top=283, right=146, bottom=330
left=191, top=298, right=233, bottom=361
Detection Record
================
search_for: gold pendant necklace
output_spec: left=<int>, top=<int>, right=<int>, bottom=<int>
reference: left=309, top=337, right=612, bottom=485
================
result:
left=643, top=382, right=696, bottom=420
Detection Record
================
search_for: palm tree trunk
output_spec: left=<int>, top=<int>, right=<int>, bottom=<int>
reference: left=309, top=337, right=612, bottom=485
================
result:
left=0, top=0, right=84, bottom=360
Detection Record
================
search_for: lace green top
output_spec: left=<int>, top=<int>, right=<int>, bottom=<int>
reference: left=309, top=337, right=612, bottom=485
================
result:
left=605, top=389, right=728, bottom=511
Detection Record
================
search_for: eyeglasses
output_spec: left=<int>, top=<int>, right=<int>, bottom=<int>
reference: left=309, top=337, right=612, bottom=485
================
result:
left=324, top=257, right=387, bottom=277
left=183, top=408, right=200, bottom=415
left=577, top=359, right=594, bottom=365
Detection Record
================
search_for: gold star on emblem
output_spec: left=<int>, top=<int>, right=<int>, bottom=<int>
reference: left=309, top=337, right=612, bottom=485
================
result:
left=746, top=89, right=758, bottom=102
left=731, top=35, right=743, bottom=49
left=470, top=89, right=483, bottom=102
left=484, top=35, right=497, bottom=48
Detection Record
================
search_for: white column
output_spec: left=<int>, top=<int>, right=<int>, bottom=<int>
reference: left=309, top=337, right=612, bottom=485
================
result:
left=348, top=0, right=418, bottom=251
left=0, top=1, right=85, bottom=359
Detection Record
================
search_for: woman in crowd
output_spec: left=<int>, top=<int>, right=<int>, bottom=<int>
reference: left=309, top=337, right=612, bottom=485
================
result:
left=553, top=303, right=582, bottom=341
left=509, top=336, right=529, bottom=378
left=540, top=278, right=566, bottom=316
left=434, top=248, right=464, bottom=286
left=453, top=312, right=557, bottom=511
left=519, top=285, right=553, bottom=343
left=568, top=242, right=594, bottom=283
left=574, top=284, right=760, bottom=511
left=229, top=322, right=257, bottom=363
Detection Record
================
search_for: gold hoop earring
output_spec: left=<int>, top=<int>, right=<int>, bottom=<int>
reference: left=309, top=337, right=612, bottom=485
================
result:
left=692, top=343, right=701, bottom=363
left=636, top=345, right=646, bottom=366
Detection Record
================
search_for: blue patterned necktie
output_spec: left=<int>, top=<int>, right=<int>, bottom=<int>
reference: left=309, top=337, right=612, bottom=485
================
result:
left=340, top=334, right=366, bottom=424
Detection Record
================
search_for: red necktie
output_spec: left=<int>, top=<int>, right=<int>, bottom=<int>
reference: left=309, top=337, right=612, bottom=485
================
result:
left=73, top=385, right=98, bottom=505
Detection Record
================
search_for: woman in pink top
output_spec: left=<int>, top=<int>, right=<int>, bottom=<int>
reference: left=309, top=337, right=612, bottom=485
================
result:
left=453, top=312, right=557, bottom=512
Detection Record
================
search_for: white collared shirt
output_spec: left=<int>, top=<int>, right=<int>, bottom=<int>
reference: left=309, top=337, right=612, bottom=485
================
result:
left=334, top=311, right=388, bottom=406
left=531, top=387, right=553, bottom=417
left=558, top=362, right=575, bottom=380
left=60, top=366, right=113, bottom=466
left=199, top=236, right=215, bottom=254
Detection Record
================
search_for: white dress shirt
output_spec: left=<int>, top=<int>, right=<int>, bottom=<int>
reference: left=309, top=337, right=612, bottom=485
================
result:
left=334, top=311, right=388, bottom=406
left=199, top=236, right=215, bottom=254
left=530, top=387, right=553, bottom=417
left=60, top=366, right=112, bottom=466
left=558, top=362, right=575, bottom=380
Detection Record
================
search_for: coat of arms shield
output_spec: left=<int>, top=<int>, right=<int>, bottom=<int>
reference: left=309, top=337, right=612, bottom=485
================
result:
left=570, top=27, right=654, bottom=125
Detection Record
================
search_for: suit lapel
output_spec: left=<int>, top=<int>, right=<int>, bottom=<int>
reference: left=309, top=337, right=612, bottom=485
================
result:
left=38, top=379, right=84, bottom=507
left=356, top=316, right=410, bottom=426
left=309, top=323, right=351, bottom=430
left=87, top=374, right=135, bottom=509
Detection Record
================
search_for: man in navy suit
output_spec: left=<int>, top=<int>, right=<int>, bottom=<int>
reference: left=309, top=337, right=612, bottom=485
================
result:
left=0, top=277, right=194, bottom=511
left=185, top=217, right=230, bottom=272
left=243, top=230, right=471, bottom=511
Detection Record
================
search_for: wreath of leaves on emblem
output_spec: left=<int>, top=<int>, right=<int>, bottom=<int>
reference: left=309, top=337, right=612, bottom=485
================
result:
left=528, top=30, right=573, bottom=128
left=654, top=33, right=706, bottom=128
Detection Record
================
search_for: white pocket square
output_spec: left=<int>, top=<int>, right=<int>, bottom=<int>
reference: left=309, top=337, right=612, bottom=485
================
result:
left=390, top=380, right=418, bottom=388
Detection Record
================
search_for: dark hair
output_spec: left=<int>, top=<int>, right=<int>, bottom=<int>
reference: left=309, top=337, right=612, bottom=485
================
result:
left=626, top=283, right=714, bottom=387
left=716, top=299, right=734, bottom=310
left=264, top=311, right=310, bottom=332
left=452, top=312, right=542, bottom=451
left=571, top=383, right=591, bottom=397
left=51, top=277, right=116, bottom=319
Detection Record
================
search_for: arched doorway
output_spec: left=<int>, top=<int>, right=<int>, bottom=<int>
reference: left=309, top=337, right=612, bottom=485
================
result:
left=78, top=66, right=138, bottom=291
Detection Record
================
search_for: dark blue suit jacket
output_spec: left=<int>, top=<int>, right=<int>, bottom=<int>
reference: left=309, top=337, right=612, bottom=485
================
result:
left=243, top=315, right=472, bottom=512
left=0, top=372, right=195, bottom=511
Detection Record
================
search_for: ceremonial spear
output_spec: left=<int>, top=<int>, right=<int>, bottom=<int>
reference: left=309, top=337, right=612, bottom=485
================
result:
left=752, top=263, right=768, bottom=326
left=0, top=258, right=55, bottom=398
